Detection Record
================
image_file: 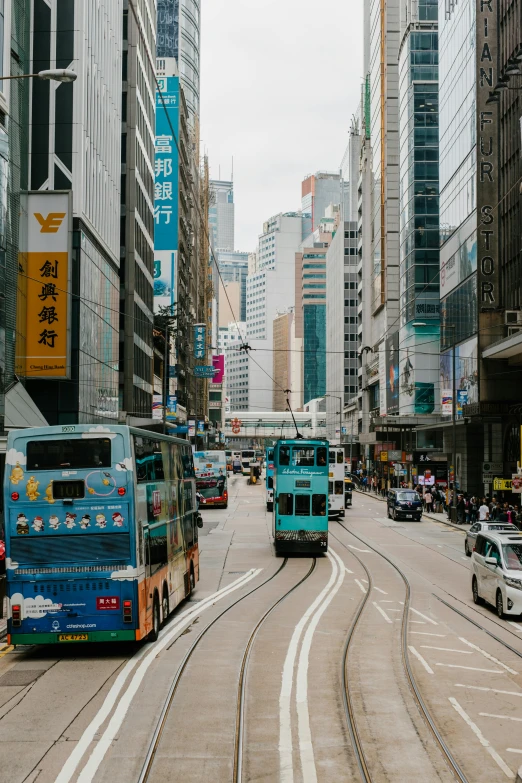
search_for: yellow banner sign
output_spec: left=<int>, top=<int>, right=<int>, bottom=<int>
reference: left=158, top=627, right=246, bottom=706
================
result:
left=16, top=193, right=70, bottom=378
left=380, top=451, right=388, bottom=462
left=493, top=478, right=512, bottom=491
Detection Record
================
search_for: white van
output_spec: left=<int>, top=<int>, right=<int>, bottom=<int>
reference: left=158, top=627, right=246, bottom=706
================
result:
left=471, top=530, right=522, bottom=618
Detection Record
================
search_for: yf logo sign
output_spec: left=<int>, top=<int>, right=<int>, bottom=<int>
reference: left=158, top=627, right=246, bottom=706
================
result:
left=34, top=212, right=66, bottom=233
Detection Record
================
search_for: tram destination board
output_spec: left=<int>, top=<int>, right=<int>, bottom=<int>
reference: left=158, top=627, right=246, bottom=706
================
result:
left=295, top=480, right=311, bottom=488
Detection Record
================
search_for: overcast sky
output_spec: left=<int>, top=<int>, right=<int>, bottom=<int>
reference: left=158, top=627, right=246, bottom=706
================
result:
left=200, top=0, right=364, bottom=252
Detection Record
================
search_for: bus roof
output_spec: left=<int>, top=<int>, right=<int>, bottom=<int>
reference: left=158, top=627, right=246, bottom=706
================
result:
left=6, top=424, right=191, bottom=449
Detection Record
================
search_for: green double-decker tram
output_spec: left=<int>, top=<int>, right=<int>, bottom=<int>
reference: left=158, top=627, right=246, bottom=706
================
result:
left=272, top=439, right=329, bottom=555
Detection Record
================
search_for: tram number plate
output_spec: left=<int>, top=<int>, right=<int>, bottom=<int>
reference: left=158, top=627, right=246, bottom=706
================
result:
left=58, top=633, right=88, bottom=642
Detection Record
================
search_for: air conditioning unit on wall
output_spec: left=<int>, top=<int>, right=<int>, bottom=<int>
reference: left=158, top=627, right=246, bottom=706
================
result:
left=505, top=310, right=522, bottom=325
left=507, top=326, right=522, bottom=337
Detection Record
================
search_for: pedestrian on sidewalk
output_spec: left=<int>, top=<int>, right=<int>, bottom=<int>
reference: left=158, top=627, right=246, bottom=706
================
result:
left=457, top=494, right=466, bottom=524
left=469, top=497, right=478, bottom=523
left=478, top=500, right=489, bottom=521
left=424, top=489, right=433, bottom=513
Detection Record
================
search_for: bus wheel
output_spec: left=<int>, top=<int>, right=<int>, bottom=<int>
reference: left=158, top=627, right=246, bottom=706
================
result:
left=149, top=596, right=160, bottom=642
left=162, top=587, right=169, bottom=625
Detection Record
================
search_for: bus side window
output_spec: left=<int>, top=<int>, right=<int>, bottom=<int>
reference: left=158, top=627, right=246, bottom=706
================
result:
left=328, top=481, right=333, bottom=495
left=267, top=476, right=274, bottom=489
left=279, top=446, right=290, bottom=466
left=278, top=493, right=293, bottom=515
left=337, top=452, right=344, bottom=464
left=295, top=495, right=310, bottom=516
left=312, top=494, right=327, bottom=516
left=317, top=447, right=327, bottom=466
left=154, top=442, right=165, bottom=480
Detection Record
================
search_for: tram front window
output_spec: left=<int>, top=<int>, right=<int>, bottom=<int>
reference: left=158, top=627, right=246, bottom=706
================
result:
left=279, top=446, right=290, bottom=466
left=317, top=447, right=327, bottom=466
left=278, top=493, right=293, bottom=515
left=312, top=494, right=327, bottom=516
left=292, top=448, right=315, bottom=466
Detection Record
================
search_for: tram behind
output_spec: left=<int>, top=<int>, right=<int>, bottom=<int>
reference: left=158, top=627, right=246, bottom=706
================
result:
left=272, top=439, right=329, bottom=555
left=265, top=447, right=274, bottom=511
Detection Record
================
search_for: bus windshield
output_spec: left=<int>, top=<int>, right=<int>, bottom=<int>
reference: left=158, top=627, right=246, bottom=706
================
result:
left=27, top=438, right=112, bottom=470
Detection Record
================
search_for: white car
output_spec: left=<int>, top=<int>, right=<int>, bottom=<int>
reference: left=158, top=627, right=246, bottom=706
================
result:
left=471, top=530, right=522, bottom=618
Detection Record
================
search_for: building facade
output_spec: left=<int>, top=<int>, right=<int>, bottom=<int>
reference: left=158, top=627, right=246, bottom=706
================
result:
left=273, top=310, right=293, bottom=411
left=301, top=171, right=349, bottom=238
left=157, top=0, right=200, bottom=122
left=25, top=0, right=122, bottom=424
left=209, top=179, right=234, bottom=251
left=217, top=249, right=248, bottom=320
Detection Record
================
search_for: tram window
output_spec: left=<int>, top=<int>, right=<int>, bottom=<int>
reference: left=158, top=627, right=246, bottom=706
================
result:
left=329, top=451, right=335, bottom=464
left=337, top=452, right=344, bottom=464
left=317, top=447, right=327, bottom=466
left=278, top=493, right=293, bottom=515
left=279, top=446, right=290, bottom=466
left=328, top=481, right=333, bottom=494
left=312, top=494, right=327, bottom=516
left=335, top=481, right=344, bottom=495
left=295, top=495, right=311, bottom=516
left=292, top=448, right=314, bottom=466
left=267, top=476, right=274, bottom=488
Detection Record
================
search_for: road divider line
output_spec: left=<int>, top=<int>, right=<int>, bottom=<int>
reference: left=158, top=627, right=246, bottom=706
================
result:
left=279, top=555, right=337, bottom=783
left=436, top=663, right=504, bottom=673
left=455, top=684, right=522, bottom=697
left=420, top=646, right=472, bottom=654
left=373, top=586, right=388, bottom=594
left=56, top=568, right=262, bottom=783
left=409, top=607, right=438, bottom=625
left=459, top=637, right=518, bottom=675
left=373, top=602, right=393, bottom=624
left=410, top=632, right=447, bottom=637
left=507, top=749, right=522, bottom=754
left=347, top=545, right=372, bottom=553
left=354, top=579, right=367, bottom=594
left=449, top=697, right=514, bottom=779
left=409, top=620, right=426, bottom=625
left=296, top=549, right=345, bottom=783
left=480, top=713, right=522, bottom=723
left=408, top=645, right=434, bottom=674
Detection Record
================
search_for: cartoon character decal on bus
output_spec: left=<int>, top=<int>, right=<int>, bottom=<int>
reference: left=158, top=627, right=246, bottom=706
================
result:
left=26, top=476, right=40, bottom=501
left=16, top=513, right=30, bottom=535
left=10, top=463, right=24, bottom=485
left=65, top=512, right=77, bottom=529
left=32, top=516, right=45, bottom=532
left=49, top=514, right=61, bottom=530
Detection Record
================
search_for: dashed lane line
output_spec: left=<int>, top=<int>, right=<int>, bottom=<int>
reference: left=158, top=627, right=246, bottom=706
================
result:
left=373, top=586, right=388, bottom=594
left=480, top=713, right=522, bottom=723
left=507, top=622, right=522, bottom=633
left=436, top=663, right=505, bottom=673
left=354, top=579, right=367, bottom=594
left=455, top=684, right=522, bottom=697
left=459, top=637, right=518, bottom=675
left=410, top=632, right=447, bottom=637
left=449, top=697, right=514, bottom=779
left=507, top=749, right=522, bottom=754
left=373, top=602, right=393, bottom=624
left=409, top=607, right=438, bottom=625
left=408, top=645, right=434, bottom=674
left=420, top=645, right=472, bottom=654
left=344, top=567, right=354, bottom=574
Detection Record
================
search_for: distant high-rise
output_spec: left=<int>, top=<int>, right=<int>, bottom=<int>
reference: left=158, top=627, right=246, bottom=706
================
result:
left=210, top=180, right=234, bottom=251
left=157, top=0, right=200, bottom=121
left=301, top=172, right=349, bottom=238
left=217, top=250, right=248, bottom=321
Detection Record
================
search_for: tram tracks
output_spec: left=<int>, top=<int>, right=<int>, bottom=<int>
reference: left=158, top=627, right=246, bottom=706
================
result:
left=331, top=524, right=469, bottom=783
left=138, top=556, right=317, bottom=783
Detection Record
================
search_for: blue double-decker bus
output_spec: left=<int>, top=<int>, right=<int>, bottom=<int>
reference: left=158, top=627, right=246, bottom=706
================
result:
left=272, top=439, right=329, bottom=555
left=265, top=447, right=274, bottom=511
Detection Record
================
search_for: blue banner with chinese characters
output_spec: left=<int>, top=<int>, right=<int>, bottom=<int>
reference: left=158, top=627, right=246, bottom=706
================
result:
left=194, top=324, right=206, bottom=359
left=154, top=75, right=179, bottom=313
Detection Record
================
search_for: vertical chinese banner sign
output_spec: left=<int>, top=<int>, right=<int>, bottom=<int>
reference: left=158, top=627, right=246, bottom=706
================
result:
left=16, top=192, right=71, bottom=378
left=154, top=73, right=179, bottom=313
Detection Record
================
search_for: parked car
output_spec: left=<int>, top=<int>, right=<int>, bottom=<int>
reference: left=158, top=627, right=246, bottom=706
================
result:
left=471, top=530, right=522, bottom=618
left=465, top=521, right=515, bottom=556
left=387, top=489, right=422, bottom=521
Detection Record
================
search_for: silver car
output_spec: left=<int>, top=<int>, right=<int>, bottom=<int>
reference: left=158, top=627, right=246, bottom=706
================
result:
left=465, top=521, right=516, bottom=556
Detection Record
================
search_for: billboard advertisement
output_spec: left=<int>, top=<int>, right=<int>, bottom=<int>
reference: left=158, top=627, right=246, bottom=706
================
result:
left=385, top=332, right=400, bottom=414
left=154, top=74, right=179, bottom=313
left=440, top=336, right=479, bottom=418
left=212, top=354, right=225, bottom=384
left=194, top=324, right=206, bottom=359
left=16, top=192, right=71, bottom=378
left=440, top=231, right=477, bottom=299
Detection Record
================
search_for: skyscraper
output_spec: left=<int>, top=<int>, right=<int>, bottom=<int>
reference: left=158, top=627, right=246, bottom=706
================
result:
left=157, top=0, right=200, bottom=122
left=301, top=172, right=349, bottom=238
left=209, top=180, right=234, bottom=251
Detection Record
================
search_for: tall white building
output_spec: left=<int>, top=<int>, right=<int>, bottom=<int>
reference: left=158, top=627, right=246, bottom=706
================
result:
left=157, top=0, right=201, bottom=122
left=224, top=322, right=248, bottom=411
left=244, top=212, right=303, bottom=410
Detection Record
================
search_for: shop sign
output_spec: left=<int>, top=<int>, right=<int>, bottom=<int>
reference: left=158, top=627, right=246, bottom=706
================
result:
left=483, top=462, right=503, bottom=474
left=512, top=475, right=522, bottom=494
left=380, top=451, right=388, bottom=462
left=493, top=478, right=512, bottom=491
left=388, top=450, right=402, bottom=461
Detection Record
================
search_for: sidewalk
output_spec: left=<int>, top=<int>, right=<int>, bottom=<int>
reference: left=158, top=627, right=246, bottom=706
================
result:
left=355, top=488, right=470, bottom=533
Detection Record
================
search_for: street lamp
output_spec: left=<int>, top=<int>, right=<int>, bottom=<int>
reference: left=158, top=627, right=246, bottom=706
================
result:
left=325, top=394, right=342, bottom=446
left=1, top=69, right=77, bottom=83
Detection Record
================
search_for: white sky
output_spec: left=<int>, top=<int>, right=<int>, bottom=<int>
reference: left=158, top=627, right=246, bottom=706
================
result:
left=200, top=0, right=364, bottom=252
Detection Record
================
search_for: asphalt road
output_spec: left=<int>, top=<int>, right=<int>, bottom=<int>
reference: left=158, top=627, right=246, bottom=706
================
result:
left=0, top=477, right=521, bottom=783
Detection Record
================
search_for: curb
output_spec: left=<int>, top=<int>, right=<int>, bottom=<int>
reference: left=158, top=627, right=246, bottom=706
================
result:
left=355, top=489, right=467, bottom=534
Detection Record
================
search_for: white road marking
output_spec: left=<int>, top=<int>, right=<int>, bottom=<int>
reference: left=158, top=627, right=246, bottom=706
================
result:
left=296, top=548, right=345, bottom=783
left=410, top=607, right=438, bottom=625
left=455, top=684, right=522, bottom=697
left=354, top=579, right=367, bottom=593
left=449, top=697, right=514, bottom=779
left=344, top=567, right=354, bottom=574
left=459, top=637, right=518, bottom=675
left=506, top=749, right=522, bottom=754
left=462, top=557, right=469, bottom=561
left=507, top=622, right=522, bottom=632
left=436, top=663, right=504, bottom=673
left=380, top=600, right=396, bottom=603
left=408, top=646, right=434, bottom=674
left=57, top=568, right=262, bottom=783
left=373, top=586, right=388, bottom=594
left=410, top=632, right=447, bottom=637
left=373, top=602, right=393, bottom=623
left=347, top=544, right=372, bottom=553
left=421, top=645, right=472, bottom=654
left=480, top=713, right=522, bottom=723
left=279, top=554, right=338, bottom=783
left=409, top=620, right=426, bottom=624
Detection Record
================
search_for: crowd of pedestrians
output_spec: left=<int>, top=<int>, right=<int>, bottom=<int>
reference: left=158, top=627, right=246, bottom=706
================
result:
left=354, top=469, right=522, bottom=530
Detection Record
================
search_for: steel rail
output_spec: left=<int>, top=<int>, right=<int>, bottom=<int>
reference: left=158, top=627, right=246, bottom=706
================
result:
left=138, top=558, right=289, bottom=783
left=335, top=523, right=470, bottom=783
left=233, top=557, right=317, bottom=783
